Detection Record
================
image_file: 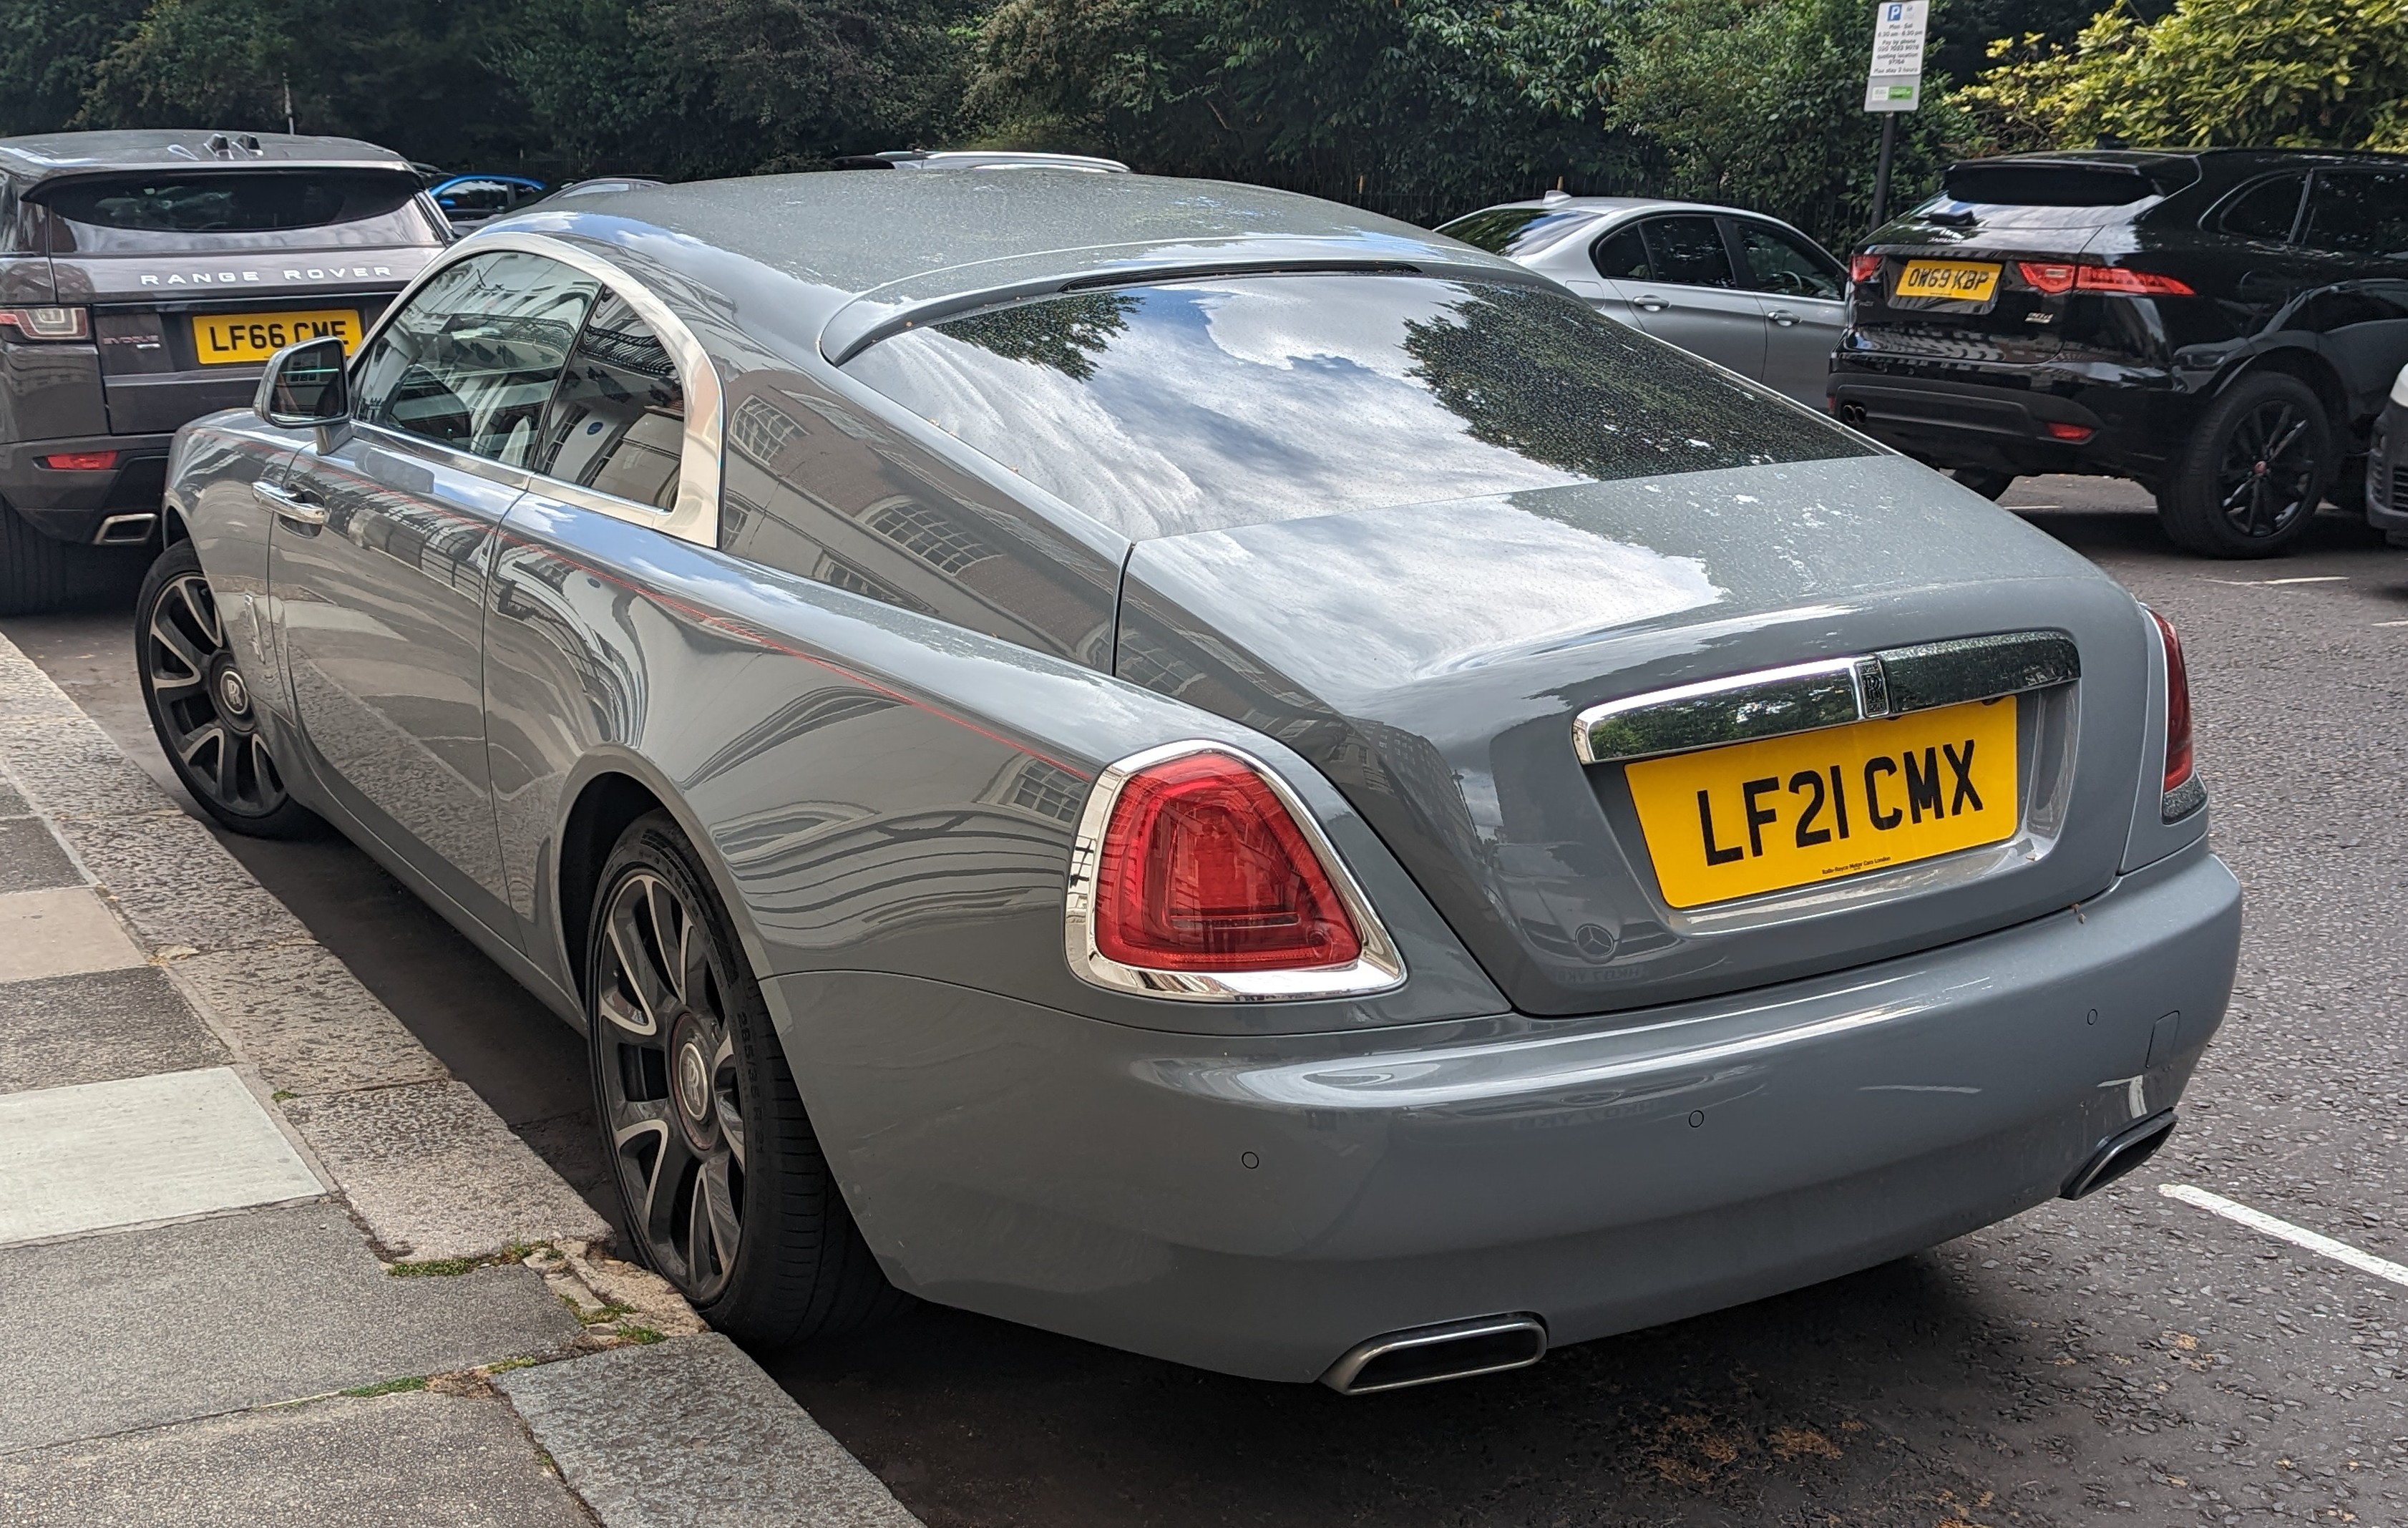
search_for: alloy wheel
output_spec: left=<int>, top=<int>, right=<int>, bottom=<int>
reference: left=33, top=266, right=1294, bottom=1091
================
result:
left=143, top=572, right=288, bottom=815
left=2215, top=398, right=2319, bottom=540
left=595, top=868, right=747, bottom=1301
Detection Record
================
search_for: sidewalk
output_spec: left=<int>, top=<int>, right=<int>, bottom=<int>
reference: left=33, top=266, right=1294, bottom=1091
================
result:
left=0, top=632, right=920, bottom=1527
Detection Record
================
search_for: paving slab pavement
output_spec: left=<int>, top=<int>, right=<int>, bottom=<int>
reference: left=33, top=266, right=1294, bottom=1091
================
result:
left=0, top=627, right=919, bottom=1524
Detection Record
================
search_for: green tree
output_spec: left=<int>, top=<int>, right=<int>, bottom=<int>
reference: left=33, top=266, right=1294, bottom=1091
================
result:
left=1964, top=0, right=2408, bottom=150
left=0, top=0, right=147, bottom=137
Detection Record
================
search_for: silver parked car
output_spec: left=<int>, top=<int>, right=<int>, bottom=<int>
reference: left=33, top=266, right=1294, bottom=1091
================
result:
left=1441, top=193, right=1849, bottom=408
left=146, top=170, right=2237, bottom=1391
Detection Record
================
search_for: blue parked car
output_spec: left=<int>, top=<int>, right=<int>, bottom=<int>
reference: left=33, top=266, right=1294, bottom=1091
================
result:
left=428, top=173, right=546, bottom=230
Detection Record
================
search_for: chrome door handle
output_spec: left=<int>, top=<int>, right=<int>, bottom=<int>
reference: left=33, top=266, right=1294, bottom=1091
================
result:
left=253, top=480, right=328, bottom=527
left=1768, top=309, right=1800, bottom=326
left=1634, top=295, right=1669, bottom=312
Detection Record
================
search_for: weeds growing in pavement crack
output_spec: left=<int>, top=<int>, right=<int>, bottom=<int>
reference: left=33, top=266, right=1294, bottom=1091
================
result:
left=341, top=1376, right=428, bottom=1397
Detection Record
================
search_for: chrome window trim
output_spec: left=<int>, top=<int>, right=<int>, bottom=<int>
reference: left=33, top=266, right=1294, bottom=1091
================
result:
left=1574, top=630, right=2080, bottom=766
left=342, top=229, right=723, bottom=547
left=1063, top=740, right=1406, bottom=1003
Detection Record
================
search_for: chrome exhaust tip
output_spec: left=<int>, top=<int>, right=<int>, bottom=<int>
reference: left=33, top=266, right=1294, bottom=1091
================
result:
left=1319, top=1313, right=1547, bottom=1396
left=2062, top=1108, right=2177, bottom=1200
left=93, top=512, right=157, bottom=546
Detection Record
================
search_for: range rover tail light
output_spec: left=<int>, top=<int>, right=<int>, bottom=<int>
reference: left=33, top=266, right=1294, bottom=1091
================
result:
left=1066, top=742, right=1404, bottom=1001
left=0, top=306, right=89, bottom=341
left=2151, top=608, right=2195, bottom=796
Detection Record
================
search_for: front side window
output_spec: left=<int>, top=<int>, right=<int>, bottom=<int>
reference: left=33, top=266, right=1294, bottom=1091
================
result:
left=1640, top=217, right=1737, bottom=289
left=1737, top=223, right=1843, bottom=299
left=842, top=274, right=1871, bottom=540
left=2302, top=170, right=2408, bottom=258
left=354, top=251, right=596, bottom=464
left=532, top=291, right=685, bottom=510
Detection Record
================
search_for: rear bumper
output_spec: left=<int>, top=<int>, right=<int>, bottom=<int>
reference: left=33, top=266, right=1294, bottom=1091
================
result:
left=2368, top=402, right=2406, bottom=537
left=0, top=434, right=173, bottom=545
left=767, top=842, right=2241, bottom=1381
left=1829, top=351, right=2196, bottom=482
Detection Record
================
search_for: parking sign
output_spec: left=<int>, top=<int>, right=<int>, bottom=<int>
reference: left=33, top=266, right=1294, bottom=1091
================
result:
left=1865, top=0, right=1928, bottom=112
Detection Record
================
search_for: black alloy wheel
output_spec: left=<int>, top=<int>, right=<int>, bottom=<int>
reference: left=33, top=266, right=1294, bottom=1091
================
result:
left=2158, top=372, right=2332, bottom=558
left=135, top=540, right=319, bottom=838
left=587, top=811, right=906, bottom=1343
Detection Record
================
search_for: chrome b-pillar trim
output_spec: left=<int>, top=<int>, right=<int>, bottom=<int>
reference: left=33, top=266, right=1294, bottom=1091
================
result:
left=1573, top=630, right=2079, bottom=766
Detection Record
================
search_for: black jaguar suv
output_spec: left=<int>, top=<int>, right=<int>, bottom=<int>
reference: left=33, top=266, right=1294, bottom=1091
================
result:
left=0, top=130, right=444, bottom=611
left=1829, top=148, right=2408, bottom=557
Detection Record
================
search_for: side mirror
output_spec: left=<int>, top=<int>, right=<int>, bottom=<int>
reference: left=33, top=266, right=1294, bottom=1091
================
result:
left=255, top=336, right=351, bottom=428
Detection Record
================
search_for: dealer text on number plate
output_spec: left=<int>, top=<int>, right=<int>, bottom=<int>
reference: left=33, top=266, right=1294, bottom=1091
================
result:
left=192, top=309, right=363, bottom=366
left=1896, top=259, right=2000, bottom=304
left=1624, top=696, right=2019, bottom=908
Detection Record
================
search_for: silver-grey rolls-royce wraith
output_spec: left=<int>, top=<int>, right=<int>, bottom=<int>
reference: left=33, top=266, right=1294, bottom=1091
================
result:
left=144, top=167, right=2239, bottom=1393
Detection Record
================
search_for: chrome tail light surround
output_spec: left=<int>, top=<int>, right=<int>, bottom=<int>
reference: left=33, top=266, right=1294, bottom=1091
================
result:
left=1063, top=740, right=1406, bottom=1002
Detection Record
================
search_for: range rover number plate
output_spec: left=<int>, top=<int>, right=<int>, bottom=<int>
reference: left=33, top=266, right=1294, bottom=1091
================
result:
left=1624, top=696, right=2019, bottom=908
left=192, top=309, right=364, bottom=366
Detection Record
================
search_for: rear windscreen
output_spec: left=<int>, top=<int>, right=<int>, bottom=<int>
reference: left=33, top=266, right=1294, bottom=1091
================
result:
left=1939, top=163, right=2163, bottom=208
left=843, top=275, right=1873, bottom=540
left=37, top=171, right=434, bottom=253
left=1438, top=207, right=1598, bottom=257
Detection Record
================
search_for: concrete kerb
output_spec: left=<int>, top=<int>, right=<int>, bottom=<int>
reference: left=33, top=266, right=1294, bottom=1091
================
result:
left=0, top=631, right=920, bottom=1527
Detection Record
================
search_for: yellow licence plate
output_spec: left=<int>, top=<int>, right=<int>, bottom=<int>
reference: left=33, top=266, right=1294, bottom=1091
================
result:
left=192, top=308, right=363, bottom=366
left=1896, top=259, right=2001, bottom=304
left=1624, top=697, right=2019, bottom=909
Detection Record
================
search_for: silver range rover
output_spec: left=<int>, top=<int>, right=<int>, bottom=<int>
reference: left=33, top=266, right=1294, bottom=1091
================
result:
left=0, top=130, right=444, bottom=612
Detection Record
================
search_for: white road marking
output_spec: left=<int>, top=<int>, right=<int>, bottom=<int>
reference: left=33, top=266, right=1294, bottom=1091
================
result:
left=2376, top=620, right=2408, bottom=628
left=2160, top=1182, right=2408, bottom=1290
left=2205, top=575, right=2349, bottom=586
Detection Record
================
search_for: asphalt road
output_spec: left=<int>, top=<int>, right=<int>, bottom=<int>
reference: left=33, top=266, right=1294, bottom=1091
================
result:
left=11, top=476, right=2407, bottom=1528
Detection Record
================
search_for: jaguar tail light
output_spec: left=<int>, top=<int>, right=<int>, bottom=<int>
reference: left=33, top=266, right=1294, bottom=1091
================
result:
left=1066, top=742, right=1403, bottom=1000
left=2016, top=261, right=2080, bottom=296
left=2078, top=266, right=2195, bottom=297
left=0, top=306, right=89, bottom=341
left=1848, top=253, right=1883, bottom=285
left=2150, top=608, right=2195, bottom=797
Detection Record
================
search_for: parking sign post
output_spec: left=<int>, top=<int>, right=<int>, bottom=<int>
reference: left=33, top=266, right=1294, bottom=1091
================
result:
left=1864, top=0, right=1927, bottom=227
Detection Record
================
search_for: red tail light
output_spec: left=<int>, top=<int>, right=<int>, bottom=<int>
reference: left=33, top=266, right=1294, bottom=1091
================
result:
left=1848, top=253, right=1883, bottom=285
left=2016, top=261, right=2080, bottom=296
left=1092, top=751, right=1363, bottom=972
left=39, top=450, right=117, bottom=471
left=2044, top=422, right=2094, bottom=442
left=2077, top=266, right=2194, bottom=297
left=2151, top=609, right=2193, bottom=793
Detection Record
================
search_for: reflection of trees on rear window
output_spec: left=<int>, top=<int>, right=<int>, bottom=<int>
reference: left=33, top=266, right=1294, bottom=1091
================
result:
left=39, top=172, right=425, bottom=248
left=844, top=275, right=1870, bottom=539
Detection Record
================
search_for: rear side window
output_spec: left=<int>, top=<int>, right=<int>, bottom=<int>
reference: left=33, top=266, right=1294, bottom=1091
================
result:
left=1591, top=225, right=1650, bottom=280
left=842, top=275, right=1871, bottom=540
left=1640, top=217, right=1737, bottom=288
left=2301, top=170, right=2408, bottom=258
left=2215, top=175, right=2306, bottom=241
left=534, top=292, right=686, bottom=510
left=37, top=170, right=434, bottom=253
left=1438, top=207, right=1597, bottom=257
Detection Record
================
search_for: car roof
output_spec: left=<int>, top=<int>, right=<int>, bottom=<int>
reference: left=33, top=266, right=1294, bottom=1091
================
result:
left=1446, top=195, right=1809, bottom=226
left=432, top=173, right=546, bottom=191
left=0, top=130, right=413, bottom=188
left=1971, top=146, right=2408, bottom=169
left=514, top=170, right=1529, bottom=306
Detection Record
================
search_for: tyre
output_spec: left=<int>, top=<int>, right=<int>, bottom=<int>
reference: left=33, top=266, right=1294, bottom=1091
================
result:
left=0, top=500, right=71, bottom=616
left=586, top=809, right=907, bottom=1345
left=2155, top=373, right=2332, bottom=557
left=1951, top=468, right=2015, bottom=500
left=136, top=541, right=321, bottom=838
